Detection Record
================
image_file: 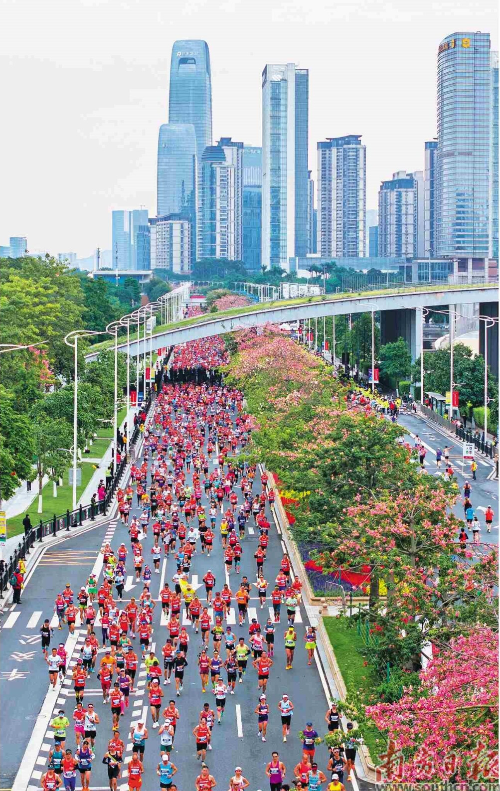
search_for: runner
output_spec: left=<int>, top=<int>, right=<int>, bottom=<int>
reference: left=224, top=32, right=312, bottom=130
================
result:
left=278, top=694, right=294, bottom=741
left=304, top=626, right=317, bottom=665
left=156, top=754, right=178, bottom=789
left=235, top=637, right=250, bottom=683
left=266, top=752, right=286, bottom=791
left=255, top=694, right=269, bottom=741
left=127, top=753, right=144, bottom=791
left=229, top=768, right=249, bottom=791
left=195, top=765, right=216, bottom=791
left=284, top=626, right=297, bottom=670
left=193, top=717, right=211, bottom=760
left=213, top=678, right=227, bottom=723
left=47, top=648, right=61, bottom=688
left=253, top=650, right=273, bottom=693
left=75, top=740, right=93, bottom=791
left=40, top=768, right=62, bottom=791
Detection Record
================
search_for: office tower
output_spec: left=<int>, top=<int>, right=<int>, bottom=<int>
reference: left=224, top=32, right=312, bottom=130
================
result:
left=169, top=40, right=212, bottom=162
left=262, top=63, right=309, bottom=270
left=9, top=237, right=27, bottom=258
left=57, top=252, right=77, bottom=265
left=0, top=245, right=11, bottom=257
left=490, top=52, right=499, bottom=259
left=242, top=146, right=262, bottom=271
left=157, top=123, right=197, bottom=262
left=112, top=209, right=149, bottom=270
left=198, top=138, right=244, bottom=261
left=149, top=216, right=191, bottom=273
left=436, top=32, right=491, bottom=258
left=424, top=141, right=438, bottom=257
left=136, top=226, right=151, bottom=270
left=317, top=136, right=366, bottom=258
left=368, top=226, right=379, bottom=257
left=378, top=171, right=423, bottom=257
left=307, top=171, right=317, bottom=254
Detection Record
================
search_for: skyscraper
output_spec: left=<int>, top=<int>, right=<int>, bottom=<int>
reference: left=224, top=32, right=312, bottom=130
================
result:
left=317, top=136, right=366, bottom=258
left=169, top=40, right=212, bottom=162
left=198, top=138, right=244, bottom=261
left=262, top=63, right=309, bottom=270
left=9, top=237, right=27, bottom=258
left=424, top=141, right=438, bottom=257
left=378, top=171, right=423, bottom=258
left=490, top=51, right=499, bottom=260
left=436, top=32, right=492, bottom=259
left=307, top=171, right=317, bottom=254
left=157, top=124, right=197, bottom=218
left=243, top=146, right=262, bottom=271
left=368, top=226, right=379, bottom=257
left=112, top=209, right=149, bottom=270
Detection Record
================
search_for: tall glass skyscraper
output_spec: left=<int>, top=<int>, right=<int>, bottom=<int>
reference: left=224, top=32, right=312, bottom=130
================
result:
left=157, top=124, right=197, bottom=218
left=424, top=141, right=438, bottom=257
left=9, top=237, right=27, bottom=258
left=436, top=32, right=492, bottom=259
left=169, top=40, right=212, bottom=162
left=112, top=210, right=149, bottom=270
left=490, top=51, right=499, bottom=259
left=317, top=135, right=366, bottom=258
left=262, top=63, right=309, bottom=270
left=243, top=146, right=262, bottom=271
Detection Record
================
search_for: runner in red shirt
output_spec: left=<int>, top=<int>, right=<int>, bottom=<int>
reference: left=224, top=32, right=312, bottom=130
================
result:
left=252, top=651, right=273, bottom=693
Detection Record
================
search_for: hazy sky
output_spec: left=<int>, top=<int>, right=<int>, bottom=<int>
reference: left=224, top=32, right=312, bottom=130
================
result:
left=1, top=0, right=497, bottom=258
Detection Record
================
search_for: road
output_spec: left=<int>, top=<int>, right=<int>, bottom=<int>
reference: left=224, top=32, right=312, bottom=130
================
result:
left=0, top=386, right=359, bottom=791
left=395, top=409, right=498, bottom=541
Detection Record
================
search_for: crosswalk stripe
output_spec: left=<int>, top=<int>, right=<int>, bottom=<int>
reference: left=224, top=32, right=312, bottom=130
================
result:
left=49, top=613, right=59, bottom=629
left=294, top=609, right=302, bottom=624
left=247, top=606, right=257, bottom=622
left=226, top=609, right=236, bottom=625
left=3, top=611, right=21, bottom=628
left=27, top=611, right=43, bottom=629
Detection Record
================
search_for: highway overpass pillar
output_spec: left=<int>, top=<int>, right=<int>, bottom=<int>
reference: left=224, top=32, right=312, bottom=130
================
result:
left=380, top=307, right=422, bottom=362
left=479, top=301, right=499, bottom=380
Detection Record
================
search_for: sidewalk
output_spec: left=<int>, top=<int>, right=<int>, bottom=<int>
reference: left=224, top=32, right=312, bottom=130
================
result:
left=4, top=477, right=48, bottom=519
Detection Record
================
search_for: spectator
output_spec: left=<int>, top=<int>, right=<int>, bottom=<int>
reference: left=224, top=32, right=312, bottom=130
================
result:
left=10, top=567, right=23, bottom=604
left=22, top=513, right=33, bottom=536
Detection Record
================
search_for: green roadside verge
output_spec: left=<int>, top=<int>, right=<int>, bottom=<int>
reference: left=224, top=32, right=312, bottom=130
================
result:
left=7, top=463, right=96, bottom=538
left=323, top=616, right=385, bottom=764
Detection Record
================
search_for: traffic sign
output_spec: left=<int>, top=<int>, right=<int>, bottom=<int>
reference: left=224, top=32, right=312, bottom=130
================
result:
left=463, top=442, right=475, bottom=460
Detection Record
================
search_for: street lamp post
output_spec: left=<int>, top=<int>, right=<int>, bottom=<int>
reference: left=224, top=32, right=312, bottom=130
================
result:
left=449, top=306, right=455, bottom=421
left=105, top=322, right=121, bottom=474
left=480, top=315, right=498, bottom=439
left=420, top=308, right=429, bottom=407
left=64, top=330, right=110, bottom=510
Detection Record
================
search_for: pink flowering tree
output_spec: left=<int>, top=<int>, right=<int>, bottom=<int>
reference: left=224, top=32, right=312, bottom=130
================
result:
left=367, top=629, right=499, bottom=782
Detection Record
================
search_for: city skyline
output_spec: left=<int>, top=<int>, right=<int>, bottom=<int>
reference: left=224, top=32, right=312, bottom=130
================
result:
left=0, top=0, right=497, bottom=256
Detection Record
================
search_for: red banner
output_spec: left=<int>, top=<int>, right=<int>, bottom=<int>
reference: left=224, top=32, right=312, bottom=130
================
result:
left=324, top=340, right=329, bottom=350
left=145, top=367, right=151, bottom=381
left=130, top=390, right=137, bottom=406
left=452, top=390, right=459, bottom=407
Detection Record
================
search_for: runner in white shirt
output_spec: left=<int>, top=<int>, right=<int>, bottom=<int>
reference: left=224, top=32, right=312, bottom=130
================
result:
left=278, top=694, right=294, bottom=742
left=213, top=680, right=227, bottom=723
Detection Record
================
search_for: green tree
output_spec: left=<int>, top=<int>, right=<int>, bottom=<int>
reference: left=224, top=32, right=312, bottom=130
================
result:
left=192, top=258, right=247, bottom=281
left=81, top=277, right=121, bottom=333
left=412, top=343, right=498, bottom=414
left=81, top=351, right=130, bottom=421
left=379, top=337, right=412, bottom=386
left=349, top=313, right=380, bottom=373
left=31, top=383, right=103, bottom=449
left=32, top=417, right=73, bottom=512
left=116, top=277, right=141, bottom=308
left=0, top=385, right=34, bottom=505
left=144, top=277, right=172, bottom=304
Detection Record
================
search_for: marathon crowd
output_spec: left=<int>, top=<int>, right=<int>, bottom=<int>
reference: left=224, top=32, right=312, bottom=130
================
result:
left=36, top=336, right=360, bottom=791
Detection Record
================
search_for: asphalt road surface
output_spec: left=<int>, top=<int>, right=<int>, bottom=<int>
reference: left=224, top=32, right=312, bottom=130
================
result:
left=0, top=387, right=360, bottom=791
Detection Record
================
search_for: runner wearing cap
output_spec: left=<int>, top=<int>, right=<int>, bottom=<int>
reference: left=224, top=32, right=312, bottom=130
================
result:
left=308, top=764, right=327, bottom=791
left=255, top=694, right=270, bottom=741
left=278, top=694, right=294, bottom=741
left=229, top=768, right=249, bottom=791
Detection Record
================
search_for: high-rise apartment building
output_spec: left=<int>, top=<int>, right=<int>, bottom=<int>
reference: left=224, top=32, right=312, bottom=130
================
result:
left=436, top=32, right=492, bottom=258
left=9, top=237, right=27, bottom=258
left=0, top=246, right=11, bottom=257
left=262, top=63, right=309, bottom=270
left=149, top=216, right=191, bottom=273
left=317, top=135, right=366, bottom=258
left=378, top=171, right=423, bottom=258
left=424, top=141, right=438, bottom=257
left=490, top=51, right=499, bottom=259
left=169, top=40, right=212, bottom=162
left=368, top=226, right=379, bottom=257
left=242, top=146, right=262, bottom=271
left=198, top=138, right=243, bottom=261
left=57, top=252, right=77, bottom=265
left=112, top=209, right=149, bottom=270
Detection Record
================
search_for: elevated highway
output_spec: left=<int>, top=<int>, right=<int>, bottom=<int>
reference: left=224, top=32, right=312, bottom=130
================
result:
left=85, top=282, right=498, bottom=365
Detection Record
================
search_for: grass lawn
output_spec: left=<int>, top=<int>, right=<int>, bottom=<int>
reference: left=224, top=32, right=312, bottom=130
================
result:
left=84, top=438, right=111, bottom=458
left=323, top=616, right=385, bottom=763
left=7, top=463, right=97, bottom=538
left=96, top=408, right=128, bottom=438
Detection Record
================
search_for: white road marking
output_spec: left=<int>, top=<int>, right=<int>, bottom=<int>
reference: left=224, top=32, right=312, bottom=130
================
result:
left=248, top=526, right=255, bottom=535
left=49, top=613, right=59, bottom=629
left=31, top=771, right=42, bottom=780
left=236, top=703, right=243, bottom=737
left=124, top=576, right=136, bottom=592
left=247, top=607, right=258, bottom=622
left=158, top=558, right=167, bottom=601
left=226, top=609, right=236, bottom=625
left=27, top=611, right=43, bottom=629
left=12, top=629, right=81, bottom=791
left=3, top=611, right=21, bottom=629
